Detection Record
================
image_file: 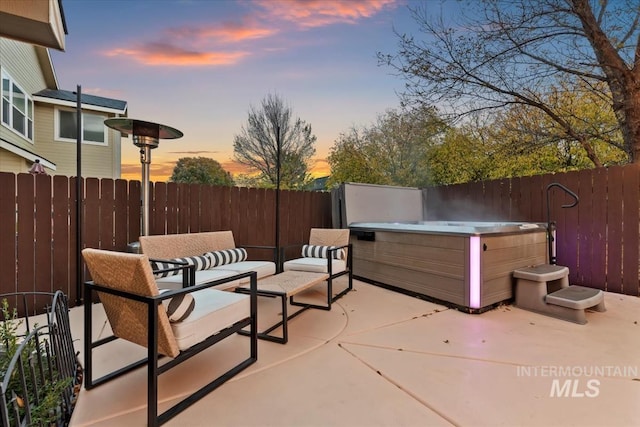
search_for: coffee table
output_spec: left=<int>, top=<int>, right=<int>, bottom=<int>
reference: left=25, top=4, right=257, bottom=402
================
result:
left=235, top=270, right=329, bottom=344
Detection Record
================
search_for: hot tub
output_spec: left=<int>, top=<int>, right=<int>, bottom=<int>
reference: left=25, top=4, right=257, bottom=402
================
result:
left=349, top=221, right=548, bottom=312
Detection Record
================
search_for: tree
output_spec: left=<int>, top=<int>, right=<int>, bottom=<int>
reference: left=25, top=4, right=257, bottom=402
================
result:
left=427, top=124, right=496, bottom=185
left=485, top=80, right=628, bottom=170
left=169, top=157, right=233, bottom=186
left=327, top=127, right=389, bottom=187
left=380, top=0, right=640, bottom=165
left=327, top=107, right=448, bottom=187
left=427, top=82, right=628, bottom=185
left=233, top=94, right=316, bottom=189
left=428, top=121, right=571, bottom=184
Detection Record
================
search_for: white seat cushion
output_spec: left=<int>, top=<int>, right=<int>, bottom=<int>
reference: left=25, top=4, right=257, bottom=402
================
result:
left=168, top=288, right=249, bottom=351
left=283, top=257, right=346, bottom=274
left=212, top=261, right=276, bottom=283
left=155, top=269, right=241, bottom=291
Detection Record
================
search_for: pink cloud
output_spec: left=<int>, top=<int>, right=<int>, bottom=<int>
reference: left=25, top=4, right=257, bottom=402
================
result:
left=252, top=0, right=399, bottom=28
left=102, top=0, right=400, bottom=68
left=166, top=21, right=278, bottom=43
left=105, top=43, right=248, bottom=66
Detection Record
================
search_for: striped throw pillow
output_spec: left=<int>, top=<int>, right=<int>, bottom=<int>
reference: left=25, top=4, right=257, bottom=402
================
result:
left=205, top=248, right=248, bottom=267
left=302, top=244, right=345, bottom=260
left=160, top=290, right=195, bottom=323
left=151, top=255, right=212, bottom=278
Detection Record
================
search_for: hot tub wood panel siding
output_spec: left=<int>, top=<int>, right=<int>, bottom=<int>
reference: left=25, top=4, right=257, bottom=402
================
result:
left=352, top=230, right=468, bottom=305
left=351, top=226, right=548, bottom=311
left=480, top=233, right=547, bottom=306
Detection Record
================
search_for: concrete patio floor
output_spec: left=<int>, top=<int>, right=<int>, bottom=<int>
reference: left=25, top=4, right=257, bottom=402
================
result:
left=69, top=277, right=640, bottom=426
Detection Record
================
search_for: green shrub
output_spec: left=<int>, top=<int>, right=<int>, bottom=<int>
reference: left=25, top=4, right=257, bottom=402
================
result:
left=1, top=298, right=73, bottom=426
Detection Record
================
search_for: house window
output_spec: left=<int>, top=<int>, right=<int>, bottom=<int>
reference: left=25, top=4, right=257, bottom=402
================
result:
left=1, top=70, right=34, bottom=141
left=56, top=109, right=107, bottom=145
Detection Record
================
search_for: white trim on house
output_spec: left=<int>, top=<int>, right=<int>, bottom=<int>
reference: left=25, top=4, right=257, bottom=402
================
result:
left=53, top=107, right=108, bottom=146
left=1, top=69, right=35, bottom=142
left=0, top=138, right=56, bottom=170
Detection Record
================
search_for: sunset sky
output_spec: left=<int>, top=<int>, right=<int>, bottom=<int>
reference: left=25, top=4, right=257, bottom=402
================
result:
left=51, top=0, right=443, bottom=181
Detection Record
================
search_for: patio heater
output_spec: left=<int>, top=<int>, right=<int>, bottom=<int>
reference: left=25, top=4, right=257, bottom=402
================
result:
left=104, top=118, right=183, bottom=238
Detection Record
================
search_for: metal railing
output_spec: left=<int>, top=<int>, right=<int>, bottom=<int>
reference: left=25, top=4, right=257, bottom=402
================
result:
left=0, top=292, right=80, bottom=426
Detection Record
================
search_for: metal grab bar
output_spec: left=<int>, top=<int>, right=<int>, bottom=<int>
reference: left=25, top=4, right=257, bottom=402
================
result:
left=546, top=183, right=579, bottom=264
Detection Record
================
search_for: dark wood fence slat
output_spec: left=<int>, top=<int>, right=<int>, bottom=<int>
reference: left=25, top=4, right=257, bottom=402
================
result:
left=229, top=187, right=240, bottom=239
left=607, top=167, right=624, bottom=293
left=68, top=177, right=80, bottom=305
left=622, top=165, right=639, bottom=296
left=558, top=172, right=580, bottom=281
left=245, top=187, right=258, bottom=243
left=84, top=178, right=100, bottom=249
left=128, top=180, right=141, bottom=243
left=52, top=175, right=70, bottom=296
left=254, top=188, right=268, bottom=245
left=17, top=174, right=36, bottom=295
left=519, top=177, right=533, bottom=223
left=184, top=184, right=196, bottom=233
left=99, top=179, right=115, bottom=251
left=166, top=182, right=178, bottom=234
left=591, top=168, right=607, bottom=290
left=264, top=187, right=276, bottom=246
left=201, top=185, right=212, bottom=232
left=487, top=180, right=502, bottom=219
left=466, top=181, right=484, bottom=220
left=279, top=190, right=291, bottom=245
left=237, top=187, right=250, bottom=244
left=0, top=173, right=16, bottom=295
left=219, top=186, right=230, bottom=231
left=510, top=177, right=523, bottom=221
left=576, top=170, right=593, bottom=286
left=151, top=181, right=167, bottom=236
left=114, top=179, right=128, bottom=250
left=35, top=174, right=52, bottom=299
left=291, top=190, right=303, bottom=244
left=529, top=175, right=544, bottom=222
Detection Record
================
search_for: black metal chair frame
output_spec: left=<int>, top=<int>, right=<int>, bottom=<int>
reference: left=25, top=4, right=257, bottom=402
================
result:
left=83, top=268, right=258, bottom=427
left=285, top=243, right=354, bottom=311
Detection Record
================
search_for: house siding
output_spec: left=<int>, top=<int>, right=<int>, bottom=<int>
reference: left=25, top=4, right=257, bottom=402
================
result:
left=0, top=39, right=46, bottom=151
left=34, top=105, right=122, bottom=179
left=2, top=37, right=125, bottom=179
left=0, top=151, right=24, bottom=171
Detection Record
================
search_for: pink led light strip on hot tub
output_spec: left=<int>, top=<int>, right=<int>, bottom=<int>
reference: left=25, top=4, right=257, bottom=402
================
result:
left=469, top=236, right=481, bottom=309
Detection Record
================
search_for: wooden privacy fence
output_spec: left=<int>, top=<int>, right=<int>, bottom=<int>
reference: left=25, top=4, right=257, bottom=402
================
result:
left=2, top=163, right=638, bottom=312
left=423, top=163, right=640, bottom=296
left=0, top=172, right=332, bottom=310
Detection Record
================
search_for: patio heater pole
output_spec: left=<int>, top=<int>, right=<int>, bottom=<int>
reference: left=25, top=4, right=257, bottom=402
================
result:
left=104, top=118, right=183, bottom=238
left=136, top=134, right=156, bottom=237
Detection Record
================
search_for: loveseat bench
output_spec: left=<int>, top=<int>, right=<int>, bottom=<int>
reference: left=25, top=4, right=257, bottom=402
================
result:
left=138, top=231, right=277, bottom=290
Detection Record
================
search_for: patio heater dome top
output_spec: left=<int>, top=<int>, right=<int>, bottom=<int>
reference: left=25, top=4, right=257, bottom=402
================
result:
left=104, top=118, right=183, bottom=148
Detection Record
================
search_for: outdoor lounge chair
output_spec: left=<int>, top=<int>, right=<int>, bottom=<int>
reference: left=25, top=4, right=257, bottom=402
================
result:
left=82, top=248, right=257, bottom=427
left=282, top=228, right=353, bottom=310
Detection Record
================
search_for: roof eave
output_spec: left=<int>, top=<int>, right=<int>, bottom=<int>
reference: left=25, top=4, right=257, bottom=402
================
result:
left=0, top=0, right=67, bottom=51
left=33, top=95, right=128, bottom=115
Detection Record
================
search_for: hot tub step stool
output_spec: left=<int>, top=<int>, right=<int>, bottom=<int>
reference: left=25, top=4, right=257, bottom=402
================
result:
left=513, top=264, right=605, bottom=324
